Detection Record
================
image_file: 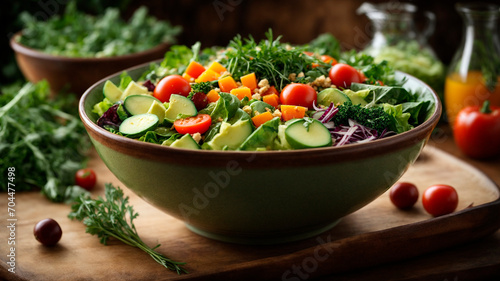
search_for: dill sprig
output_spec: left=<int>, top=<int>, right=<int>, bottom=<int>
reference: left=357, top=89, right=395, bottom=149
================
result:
left=68, top=183, right=187, bottom=274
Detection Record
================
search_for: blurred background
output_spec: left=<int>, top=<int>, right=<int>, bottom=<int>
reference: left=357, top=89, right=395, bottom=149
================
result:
left=1, top=0, right=467, bottom=86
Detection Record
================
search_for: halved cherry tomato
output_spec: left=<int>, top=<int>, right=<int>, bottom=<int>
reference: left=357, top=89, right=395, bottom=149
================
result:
left=174, top=114, right=212, bottom=135
left=329, top=63, right=363, bottom=88
left=153, top=75, right=191, bottom=103
left=280, top=83, right=317, bottom=109
left=75, top=168, right=97, bottom=191
left=422, top=184, right=459, bottom=217
left=389, top=182, right=419, bottom=209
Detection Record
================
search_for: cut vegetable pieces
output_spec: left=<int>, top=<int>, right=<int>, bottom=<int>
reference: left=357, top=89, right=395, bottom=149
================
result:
left=207, top=89, right=220, bottom=103
left=207, top=61, right=227, bottom=75
left=230, top=86, right=252, bottom=100
left=103, top=80, right=123, bottom=103
left=195, top=69, right=220, bottom=83
left=252, top=111, right=274, bottom=128
left=164, top=94, right=198, bottom=122
left=185, top=61, right=206, bottom=79
left=285, top=118, right=332, bottom=149
left=281, top=105, right=307, bottom=121
left=170, top=134, right=200, bottom=150
left=262, top=93, right=279, bottom=108
left=121, top=81, right=149, bottom=100
left=123, top=95, right=164, bottom=116
left=218, top=76, right=239, bottom=93
left=119, top=113, right=159, bottom=138
left=240, top=73, right=257, bottom=90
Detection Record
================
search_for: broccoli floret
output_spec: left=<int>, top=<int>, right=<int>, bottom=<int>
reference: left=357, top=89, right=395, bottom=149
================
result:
left=332, top=102, right=393, bottom=134
left=190, top=81, right=216, bottom=94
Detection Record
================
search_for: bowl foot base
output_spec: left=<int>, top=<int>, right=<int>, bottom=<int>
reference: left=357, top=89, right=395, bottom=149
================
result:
left=185, top=220, right=341, bottom=245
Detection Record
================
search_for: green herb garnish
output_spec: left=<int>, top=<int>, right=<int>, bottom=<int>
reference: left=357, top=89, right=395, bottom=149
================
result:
left=69, top=183, right=187, bottom=274
left=18, top=1, right=181, bottom=58
left=0, top=81, right=90, bottom=202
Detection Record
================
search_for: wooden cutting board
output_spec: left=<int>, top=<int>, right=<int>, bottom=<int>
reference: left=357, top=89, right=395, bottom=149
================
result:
left=1, top=145, right=500, bottom=281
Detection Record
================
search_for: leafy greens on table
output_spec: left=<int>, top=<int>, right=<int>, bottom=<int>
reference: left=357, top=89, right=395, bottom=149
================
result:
left=0, top=81, right=91, bottom=202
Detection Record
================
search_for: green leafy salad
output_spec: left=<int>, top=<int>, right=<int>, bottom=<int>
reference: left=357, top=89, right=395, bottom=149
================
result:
left=92, top=31, right=435, bottom=151
left=17, top=1, right=181, bottom=58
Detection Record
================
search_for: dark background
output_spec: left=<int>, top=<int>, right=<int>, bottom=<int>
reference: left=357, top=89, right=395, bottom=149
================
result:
left=2, top=0, right=496, bottom=86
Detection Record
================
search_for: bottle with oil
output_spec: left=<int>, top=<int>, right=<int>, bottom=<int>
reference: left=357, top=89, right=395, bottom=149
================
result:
left=445, top=2, right=500, bottom=125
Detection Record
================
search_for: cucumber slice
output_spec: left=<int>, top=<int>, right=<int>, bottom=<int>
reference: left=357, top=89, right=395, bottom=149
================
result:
left=103, top=80, right=123, bottom=103
left=119, top=113, right=159, bottom=138
left=285, top=118, right=332, bottom=149
left=317, top=88, right=351, bottom=107
left=121, top=81, right=149, bottom=100
left=164, top=94, right=197, bottom=122
left=170, top=134, right=201, bottom=150
left=123, top=95, right=164, bottom=116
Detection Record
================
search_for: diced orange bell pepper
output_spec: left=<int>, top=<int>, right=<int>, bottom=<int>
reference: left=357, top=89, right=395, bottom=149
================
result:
left=218, top=76, right=238, bottom=93
left=281, top=105, right=307, bottom=121
left=240, top=73, right=257, bottom=90
left=230, top=86, right=252, bottom=100
left=262, top=93, right=279, bottom=108
left=182, top=72, right=193, bottom=82
left=195, top=69, right=220, bottom=83
left=251, top=111, right=274, bottom=128
left=206, top=89, right=220, bottom=103
left=263, top=85, right=279, bottom=96
left=207, top=61, right=227, bottom=75
left=185, top=61, right=206, bottom=79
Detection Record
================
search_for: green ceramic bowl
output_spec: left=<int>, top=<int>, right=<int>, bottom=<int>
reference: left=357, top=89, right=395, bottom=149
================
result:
left=79, top=63, right=441, bottom=244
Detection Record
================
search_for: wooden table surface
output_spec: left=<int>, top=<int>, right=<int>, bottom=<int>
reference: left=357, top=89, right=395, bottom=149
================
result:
left=343, top=125, right=500, bottom=281
left=1, top=124, right=499, bottom=281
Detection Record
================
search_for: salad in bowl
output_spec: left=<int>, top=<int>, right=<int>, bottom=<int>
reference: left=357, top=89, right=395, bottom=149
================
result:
left=79, top=31, right=440, bottom=244
left=91, top=31, right=435, bottom=151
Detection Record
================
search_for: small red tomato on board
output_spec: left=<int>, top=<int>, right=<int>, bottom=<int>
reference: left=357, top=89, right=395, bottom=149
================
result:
left=389, top=182, right=419, bottom=209
left=174, top=114, right=212, bottom=135
left=422, top=184, right=459, bottom=217
left=34, top=218, right=62, bottom=246
left=453, top=100, right=500, bottom=159
left=329, top=63, right=363, bottom=88
left=75, top=168, right=97, bottom=191
left=280, top=83, right=317, bottom=109
left=153, top=75, right=191, bottom=103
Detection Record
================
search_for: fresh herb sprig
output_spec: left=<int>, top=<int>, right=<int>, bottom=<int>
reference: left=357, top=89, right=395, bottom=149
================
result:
left=0, top=81, right=90, bottom=202
left=68, top=184, right=187, bottom=274
left=223, top=30, right=329, bottom=91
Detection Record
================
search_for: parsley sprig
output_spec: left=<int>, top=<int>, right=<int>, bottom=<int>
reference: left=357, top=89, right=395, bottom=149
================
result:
left=69, top=184, right=187, bottom=274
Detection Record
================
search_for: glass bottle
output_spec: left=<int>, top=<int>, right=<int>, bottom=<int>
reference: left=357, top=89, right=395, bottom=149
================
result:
left=357, top=2, right=446, bottom=100
left=444, top=2, right=500, bottom=125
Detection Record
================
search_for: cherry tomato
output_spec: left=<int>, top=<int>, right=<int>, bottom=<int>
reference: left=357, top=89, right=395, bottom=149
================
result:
left=422, top=184, right=459, bottom=217
left=329, top=63, right=363, bottom=88
left=174, top=114, right=212, bottom=135
left=34, top=218, right=62, bottom=246
left=75, top=168, right=97, bottom=191
left=191, top=92, right=208, bottom=111
left=389, top=182, right=419, bottom=209
left=153, top=75, right=191, bottom=103
left=280, top=83, right=317, bottom=109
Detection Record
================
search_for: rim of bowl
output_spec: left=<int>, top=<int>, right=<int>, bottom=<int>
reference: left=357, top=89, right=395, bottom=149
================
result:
left=9, top=31, right=170, bottom=62
left=79, top=62, right=442, bottom=168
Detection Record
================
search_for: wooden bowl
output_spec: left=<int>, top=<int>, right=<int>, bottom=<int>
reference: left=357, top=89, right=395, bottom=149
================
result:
left=79, top=62, right=442, bottom=244
left=10, top=31, right=169, bottom=95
